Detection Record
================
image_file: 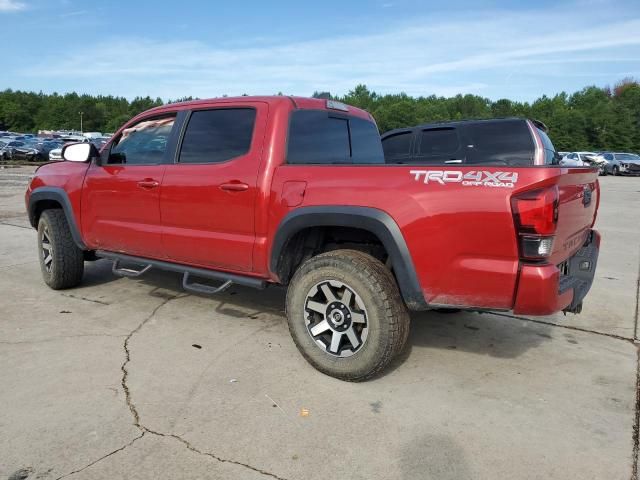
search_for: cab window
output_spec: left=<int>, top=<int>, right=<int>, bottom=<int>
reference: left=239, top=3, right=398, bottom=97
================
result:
left=108, top=115, right=176, bottom=165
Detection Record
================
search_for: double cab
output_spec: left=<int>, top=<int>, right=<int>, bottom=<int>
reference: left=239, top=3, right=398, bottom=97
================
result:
left=26, top=97, right=601, bottom=380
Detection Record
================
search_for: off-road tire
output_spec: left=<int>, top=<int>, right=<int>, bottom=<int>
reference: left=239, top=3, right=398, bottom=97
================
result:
left=286, top=249, right=410, bottom=381
left=37, top=209, right=84, bottom=289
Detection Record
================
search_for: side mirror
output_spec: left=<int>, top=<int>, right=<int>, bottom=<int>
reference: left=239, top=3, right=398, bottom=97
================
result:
left=62, top=142, right=99, bottom=162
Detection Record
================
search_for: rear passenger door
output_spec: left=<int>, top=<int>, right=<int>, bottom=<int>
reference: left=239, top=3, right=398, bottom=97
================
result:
left=160, top=103, right=268, bottom=271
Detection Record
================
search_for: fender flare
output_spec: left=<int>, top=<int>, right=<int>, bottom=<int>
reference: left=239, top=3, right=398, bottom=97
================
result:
left=28, top=187, right=86, bottom=250
left=270, top=206, right=428, bottom=310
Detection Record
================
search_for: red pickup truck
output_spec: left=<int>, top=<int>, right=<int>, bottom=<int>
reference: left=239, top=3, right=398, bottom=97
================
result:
left=25, top=96, right=600, bottom=380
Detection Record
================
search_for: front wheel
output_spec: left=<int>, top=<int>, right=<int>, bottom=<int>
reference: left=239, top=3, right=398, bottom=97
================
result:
left=37, top=209, right=84, bottom=289
left=613, top=166, right=620, bottom=176
left=286, top=249, right=410, bottom=381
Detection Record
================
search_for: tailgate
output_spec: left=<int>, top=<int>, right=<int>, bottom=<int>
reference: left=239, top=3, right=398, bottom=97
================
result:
left=549, top=168, right=599, bottom=265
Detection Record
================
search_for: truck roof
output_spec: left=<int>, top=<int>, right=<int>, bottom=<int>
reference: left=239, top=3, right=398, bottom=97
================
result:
left=382, top=117, right=549, bottom=137
left=144, top=95, right=373, bottom=121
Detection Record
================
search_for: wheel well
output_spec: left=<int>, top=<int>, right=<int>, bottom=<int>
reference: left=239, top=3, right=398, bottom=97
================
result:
left=275, top=226, right=388, bottom=284
left=31, top=199, right=63, bottom=227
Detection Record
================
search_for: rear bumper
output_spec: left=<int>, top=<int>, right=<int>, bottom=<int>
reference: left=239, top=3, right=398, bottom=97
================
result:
left=513, top=229, right=600, bottom=315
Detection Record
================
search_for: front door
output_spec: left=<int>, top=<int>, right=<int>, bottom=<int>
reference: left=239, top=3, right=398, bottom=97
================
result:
left=81, top=115, right=177, bottom=257
left=160, top=103, right=267, bottom=271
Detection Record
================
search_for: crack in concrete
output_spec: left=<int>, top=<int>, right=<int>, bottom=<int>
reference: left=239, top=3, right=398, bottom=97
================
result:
left=487, top=311, right=635, bottom=344
left=0, top=221, right=31, bottom=230
left=61, top=293, right=110, bottom=306
left=119, top=293, right=289, bottom=480
left=53, top=432, right=145, bottom=480
left=121, top=295, right=179, bottom=427
left=142, top=428, right=289, bottom=480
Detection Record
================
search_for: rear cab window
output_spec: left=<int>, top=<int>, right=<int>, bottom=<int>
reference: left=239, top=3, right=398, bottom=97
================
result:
left=287, top=110, right=384, bottom=165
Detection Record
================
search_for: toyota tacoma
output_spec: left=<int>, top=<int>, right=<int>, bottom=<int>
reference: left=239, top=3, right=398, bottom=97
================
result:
left=26, top=96, right=601, bottom=380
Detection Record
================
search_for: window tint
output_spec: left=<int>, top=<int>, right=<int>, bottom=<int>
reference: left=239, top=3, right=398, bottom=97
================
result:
left=464, top=120, right=534, bottom=165
left=179, top=108, right=256, bottom=164
left=109, top=116, right=175, bottom=165
left=287, top=111, right=350, bottom=164
left=287, top=110, right=383, bottom=165
left=604, top=153, right=614, bottom=161
left=349, top=117, right=384, bottom=164
left=418, top=128, right=459, bottom=156
left=382, top=132, right=412, bottom=159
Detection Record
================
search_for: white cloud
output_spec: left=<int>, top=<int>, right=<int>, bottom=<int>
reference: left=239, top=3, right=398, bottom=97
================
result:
left=0, top=0, right=26, bottom=12
left=59, top=10, right=88, bottom=18
left=24, top=4, right=640, bottom=100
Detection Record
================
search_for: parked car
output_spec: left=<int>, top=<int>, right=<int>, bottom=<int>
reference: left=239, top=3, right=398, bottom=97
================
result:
left=600, top=152, right=640, bottom=176
left=0, top=140, right=25, bottom=160
left=82, top=132, right=103, bottom=139
left=48, top=147, right=63, bottom=161
left=89, top=136, right=110, bottom=150
left=11, top=144, right=43, bottom=162
left=26, top=96, right=600, bottom=380
left=560, top=152, right=598, bottom=167
left=381, top=118, right=562, bottom=165
left=11, top=138, right=63, bottom=162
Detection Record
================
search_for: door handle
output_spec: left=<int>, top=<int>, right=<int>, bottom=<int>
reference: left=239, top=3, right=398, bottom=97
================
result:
left=137, top=179, right=159, bottom=189
left=219, top=182, right=249, bottom=192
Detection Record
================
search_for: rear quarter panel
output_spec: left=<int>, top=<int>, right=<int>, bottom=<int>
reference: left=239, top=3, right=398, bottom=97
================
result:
left=267, top=165, right=576, bottom=309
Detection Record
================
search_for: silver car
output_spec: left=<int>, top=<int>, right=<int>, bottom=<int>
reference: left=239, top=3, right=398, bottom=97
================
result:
left=601, top=152, right=640, bottom=176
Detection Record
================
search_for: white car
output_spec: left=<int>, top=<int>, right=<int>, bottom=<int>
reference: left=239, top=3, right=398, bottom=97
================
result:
left=48, top=147, right=63, bottom=161
left=560, top=151, right=597, bottom=167
left=82, top=132, right=103, bottom=139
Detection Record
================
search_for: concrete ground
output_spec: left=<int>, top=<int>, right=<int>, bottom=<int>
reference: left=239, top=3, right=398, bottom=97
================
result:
left=0, top=165, right=638, bottom=480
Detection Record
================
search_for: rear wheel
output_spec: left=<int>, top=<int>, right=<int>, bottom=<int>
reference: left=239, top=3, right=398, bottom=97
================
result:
left=37, top=209, right=84, bottom=289
left=286, top=249, right=410, bottom=381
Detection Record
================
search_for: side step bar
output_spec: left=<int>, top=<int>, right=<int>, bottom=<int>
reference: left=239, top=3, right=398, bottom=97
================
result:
left=96, top=250, right=266, bottom=291
left=112, top=259, right=152, bottom=278
left=182, top=272, right=232, bottom=295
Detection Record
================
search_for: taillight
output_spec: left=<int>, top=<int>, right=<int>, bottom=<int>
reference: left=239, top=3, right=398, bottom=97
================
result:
left=511, top=186, right=559, bottom=260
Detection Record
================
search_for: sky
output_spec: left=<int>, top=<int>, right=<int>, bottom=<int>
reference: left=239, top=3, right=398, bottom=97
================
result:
left=1, top=0, right=639, bottom=102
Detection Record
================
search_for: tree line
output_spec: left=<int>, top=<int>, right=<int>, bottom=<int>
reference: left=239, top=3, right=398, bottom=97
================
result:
left=1, top=78, right=638, bottom=152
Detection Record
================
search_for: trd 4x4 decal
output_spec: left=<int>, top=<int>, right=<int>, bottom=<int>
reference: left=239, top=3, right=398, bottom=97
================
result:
left=410, top=170, right=518, bottom=188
